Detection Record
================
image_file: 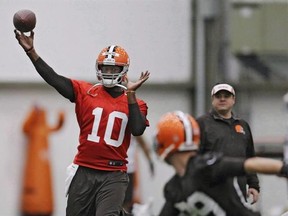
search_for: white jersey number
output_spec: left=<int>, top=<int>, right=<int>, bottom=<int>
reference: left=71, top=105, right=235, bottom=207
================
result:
left=175, top=192, right=226, bottom=216
left=87, top=107, right=128, bottom=147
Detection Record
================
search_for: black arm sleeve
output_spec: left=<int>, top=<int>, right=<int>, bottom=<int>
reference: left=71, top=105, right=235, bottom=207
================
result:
left=128, top=103, right=147, bottom=136
left=32, top=58, right=75, bottom=102
left=210, top=156, right=246, bottom=180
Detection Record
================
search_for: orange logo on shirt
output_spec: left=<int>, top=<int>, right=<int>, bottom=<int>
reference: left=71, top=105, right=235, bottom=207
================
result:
left=235, top=124, right=245, bottom=134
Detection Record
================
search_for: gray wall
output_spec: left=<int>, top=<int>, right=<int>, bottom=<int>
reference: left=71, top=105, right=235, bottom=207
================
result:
left=2, top=0, right=192, bottom=83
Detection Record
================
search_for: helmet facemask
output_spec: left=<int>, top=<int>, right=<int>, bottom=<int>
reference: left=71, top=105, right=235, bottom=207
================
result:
left=96, top=65, right=128, bottom=89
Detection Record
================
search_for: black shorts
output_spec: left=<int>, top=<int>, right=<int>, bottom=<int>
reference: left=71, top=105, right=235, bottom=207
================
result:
left=124, top=173, right=134, bottom=203
left=66, top=166, right=129, bottom=216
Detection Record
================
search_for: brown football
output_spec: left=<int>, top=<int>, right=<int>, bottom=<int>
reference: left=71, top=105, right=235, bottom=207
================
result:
left=13, top=9, right=36, bottom=32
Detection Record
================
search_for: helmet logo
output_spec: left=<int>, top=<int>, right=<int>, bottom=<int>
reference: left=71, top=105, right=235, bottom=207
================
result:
left=102, top=51, right=120, bottom=57
left=103, top=58, right=116, bottom=65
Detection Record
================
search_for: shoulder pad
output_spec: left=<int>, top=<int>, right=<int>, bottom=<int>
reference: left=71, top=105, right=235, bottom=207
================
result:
left=163, top=175, right=182, bottom=201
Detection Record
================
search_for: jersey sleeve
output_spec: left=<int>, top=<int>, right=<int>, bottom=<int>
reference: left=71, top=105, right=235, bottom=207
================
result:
left=70, top=79, right=86, bottom=100
left=137, top=98, right=149, bottom=126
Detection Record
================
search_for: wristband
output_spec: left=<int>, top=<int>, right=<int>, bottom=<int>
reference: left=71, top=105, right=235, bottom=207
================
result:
left=127, top=90, right=136, bottom=104
left=25, top=47, right=34, bottom=53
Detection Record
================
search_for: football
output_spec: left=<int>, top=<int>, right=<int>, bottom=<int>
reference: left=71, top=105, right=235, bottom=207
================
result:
left=13, top=9, right=36, bottom=32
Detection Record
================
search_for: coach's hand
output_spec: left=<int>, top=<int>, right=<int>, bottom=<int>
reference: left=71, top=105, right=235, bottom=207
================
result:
left=247, top=188, right=259, bottom=204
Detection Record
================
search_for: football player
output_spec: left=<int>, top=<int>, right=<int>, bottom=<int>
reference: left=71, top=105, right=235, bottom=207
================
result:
left=14, top=30, right=150, bottom=216
left=154, top=111, right=288, bottom=216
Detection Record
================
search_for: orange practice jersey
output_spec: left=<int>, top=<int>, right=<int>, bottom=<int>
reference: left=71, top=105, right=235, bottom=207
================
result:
left=71, top=80, right=149, bottom=172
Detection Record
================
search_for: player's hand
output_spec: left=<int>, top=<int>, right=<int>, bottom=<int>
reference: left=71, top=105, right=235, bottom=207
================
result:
left=247, top=188, right=259, bottom=204
left=124, top=71, right=150, bottom=91
left=14, top=29, right=34, bottom=52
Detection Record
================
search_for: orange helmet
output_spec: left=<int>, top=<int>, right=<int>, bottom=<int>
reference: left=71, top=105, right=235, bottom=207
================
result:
left=95, top=45, right=130, bottom=88
left=154, top=111, right=200, bottom=161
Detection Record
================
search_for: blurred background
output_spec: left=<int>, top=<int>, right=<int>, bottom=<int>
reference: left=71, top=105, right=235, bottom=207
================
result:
left=1, top=0, right=288, bottom=215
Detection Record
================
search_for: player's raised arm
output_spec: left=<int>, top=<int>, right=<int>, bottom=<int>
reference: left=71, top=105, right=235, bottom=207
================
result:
left=14, top=30, right=75, bottom=101
left=125, top=72, right=150, bottom=136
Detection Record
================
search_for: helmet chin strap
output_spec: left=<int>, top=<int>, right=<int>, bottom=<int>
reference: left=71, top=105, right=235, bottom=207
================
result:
left=87, top=82, right=127, bottom=97
left=87, top=83, right=102, bottom=97
left=115, top=83, right=127, bottom=90
left=101, top=79, right=127, bottom=89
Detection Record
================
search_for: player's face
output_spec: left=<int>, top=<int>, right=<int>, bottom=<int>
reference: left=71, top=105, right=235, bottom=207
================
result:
left=101, top=65, right=122, bottom=74
left=211, top=91, right=235, bottom=114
